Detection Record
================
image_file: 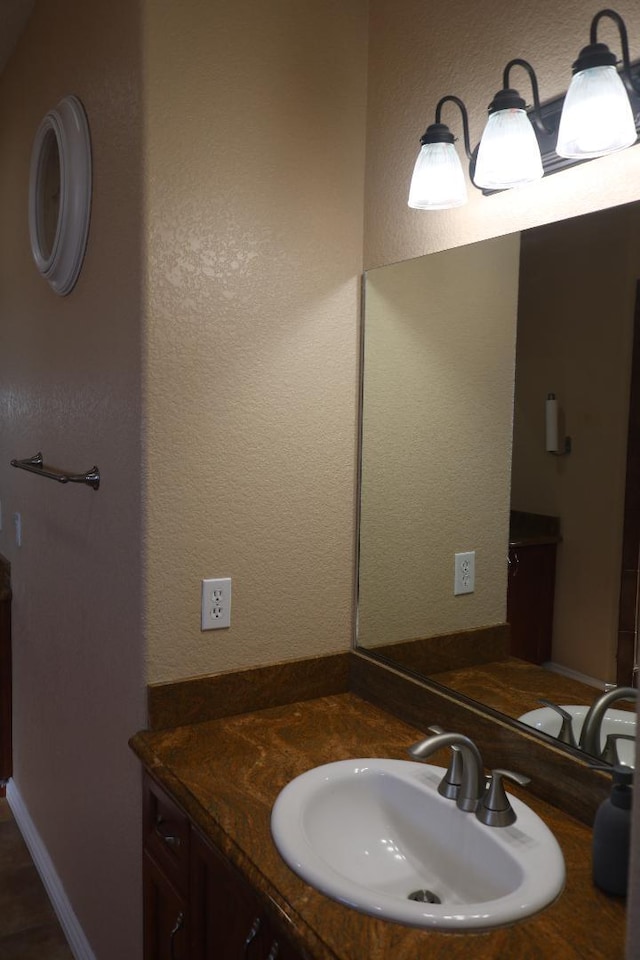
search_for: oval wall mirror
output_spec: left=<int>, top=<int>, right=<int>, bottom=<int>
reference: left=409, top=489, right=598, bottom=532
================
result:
left=28, top=95, right=92, bottom=296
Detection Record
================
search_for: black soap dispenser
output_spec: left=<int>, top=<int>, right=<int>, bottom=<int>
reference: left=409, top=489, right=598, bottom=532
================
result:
left=592, top=764, right=633, bottom=897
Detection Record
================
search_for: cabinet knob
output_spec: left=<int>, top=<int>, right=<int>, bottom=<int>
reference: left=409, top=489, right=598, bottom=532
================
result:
left=243, top=917, right=261, bottom=957
left=155, top=814, right=181, bottom=849
left=169, top=911, right=184, bottom=960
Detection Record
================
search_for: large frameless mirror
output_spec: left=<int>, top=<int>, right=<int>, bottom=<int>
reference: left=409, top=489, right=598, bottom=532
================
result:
left=356, top=201, right=640, bottom=768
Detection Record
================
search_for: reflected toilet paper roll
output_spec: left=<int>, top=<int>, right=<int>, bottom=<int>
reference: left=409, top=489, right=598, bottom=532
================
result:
left=546, top=393, right=559, bottom=453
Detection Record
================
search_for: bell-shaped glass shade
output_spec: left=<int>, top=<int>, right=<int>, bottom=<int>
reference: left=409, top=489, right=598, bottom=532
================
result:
left=556, top=65, right=637, bottom=159
left=408, top=141, right=467, bottom=210
left=474, top=108, right=543, bottom=190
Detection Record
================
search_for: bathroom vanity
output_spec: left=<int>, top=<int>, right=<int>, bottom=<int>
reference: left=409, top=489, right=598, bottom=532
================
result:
left=131, top=658, right=627, bottom=960
left=142, top=773, right=304, bottom=959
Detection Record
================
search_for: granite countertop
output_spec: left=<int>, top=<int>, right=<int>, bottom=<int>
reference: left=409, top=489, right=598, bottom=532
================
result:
left=130, top=692, right=626, bottom=960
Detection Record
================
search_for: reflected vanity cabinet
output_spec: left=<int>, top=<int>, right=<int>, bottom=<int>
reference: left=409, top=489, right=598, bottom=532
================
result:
left=506, top=513, right=560, bottom=664
left=142, top=773, right=308, bottom=960
left=507, top=540, right=558, bottom=664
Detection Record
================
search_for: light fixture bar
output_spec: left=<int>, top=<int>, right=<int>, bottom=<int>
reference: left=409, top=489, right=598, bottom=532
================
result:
left=409, top=9, right=640, bottom=207
left=476, top=56, right=640, bottom=195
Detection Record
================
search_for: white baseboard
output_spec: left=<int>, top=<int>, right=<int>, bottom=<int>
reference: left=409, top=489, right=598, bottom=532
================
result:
left=6, top=779, right=96, bottom=960
left=543, top=661, right=606, bottom=690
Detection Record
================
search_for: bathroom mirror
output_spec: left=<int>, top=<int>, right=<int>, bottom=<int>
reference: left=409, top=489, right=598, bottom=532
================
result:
left=356, top=200, right=640, bottom=766
left=28, top=94, right=92, bottom=296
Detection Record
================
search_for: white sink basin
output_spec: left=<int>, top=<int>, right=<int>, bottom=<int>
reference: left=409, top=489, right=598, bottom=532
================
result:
left=518, top=706, right=636, bottom=768
left=271, top=759, right=565, bottom=931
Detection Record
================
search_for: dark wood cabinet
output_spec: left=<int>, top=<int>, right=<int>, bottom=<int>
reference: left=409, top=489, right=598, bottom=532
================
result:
left=143, top=775, right=190, bottom=960
left=190, top=829, right=301, bottom=960
left=143, top=773, right=307, bottom=960
left=507, top=542, right=557, bottom=664
left=143, top=852, right=188, bottom=960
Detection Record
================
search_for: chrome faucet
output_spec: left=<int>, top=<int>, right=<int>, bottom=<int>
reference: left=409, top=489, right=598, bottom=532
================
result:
left=409, top=728, right=531, bottom=826
left=579, top=686, right=637, bottom=759
left=408, top=731, right=485, bottom=812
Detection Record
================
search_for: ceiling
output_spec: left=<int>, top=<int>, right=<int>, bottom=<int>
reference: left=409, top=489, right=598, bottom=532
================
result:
left=0, top=0, right=34, bottom=75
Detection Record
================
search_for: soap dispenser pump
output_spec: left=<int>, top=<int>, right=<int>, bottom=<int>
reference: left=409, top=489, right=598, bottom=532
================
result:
left=592, top=764, right=633, bottom=897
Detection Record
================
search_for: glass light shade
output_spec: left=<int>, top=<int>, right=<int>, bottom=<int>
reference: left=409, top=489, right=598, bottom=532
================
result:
left=408, top=141, right=468, bottom=210
left=474, top=109, right=543, bottom=190
left=556, top=65, right=637, bottom=159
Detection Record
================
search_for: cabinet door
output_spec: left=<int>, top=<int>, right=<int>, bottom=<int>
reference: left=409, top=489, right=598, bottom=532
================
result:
left=143, top=775, right=190, bottom=897
left=143, top=851, right=188, bottom=960
left=507, top=544, right=556, bottom=664
left=190, top=830, right=306, bottom=960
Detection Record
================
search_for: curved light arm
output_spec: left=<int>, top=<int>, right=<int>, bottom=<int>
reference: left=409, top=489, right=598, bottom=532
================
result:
left=503, top=58, right=552, bottom=134
left=434, top=95, right=473, bottom=159
left=591, top=8, right=639, bottom=95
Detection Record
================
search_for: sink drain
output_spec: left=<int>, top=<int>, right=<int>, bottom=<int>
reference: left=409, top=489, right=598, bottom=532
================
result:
left=408, top=889, right=441, bottom=904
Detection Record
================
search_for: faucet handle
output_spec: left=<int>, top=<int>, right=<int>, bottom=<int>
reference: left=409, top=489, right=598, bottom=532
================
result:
left=601, top=733, right=636, bottom=766
left=537, top=699, right=578, bottom=748
left=476, top=769, right=531, bottom=827
left=426, top=725, right=463, bottom=800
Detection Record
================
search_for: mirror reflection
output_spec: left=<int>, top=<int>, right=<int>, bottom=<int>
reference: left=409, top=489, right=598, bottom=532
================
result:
left=38, top=128, right=61, bottom=260
left=357, top=202, right=640, bottom=767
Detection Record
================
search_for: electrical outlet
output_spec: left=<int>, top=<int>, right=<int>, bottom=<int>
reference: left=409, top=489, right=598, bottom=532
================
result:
left=201, top=577, right=232, bottom=630
left=454, top=551, right=475, bottom=595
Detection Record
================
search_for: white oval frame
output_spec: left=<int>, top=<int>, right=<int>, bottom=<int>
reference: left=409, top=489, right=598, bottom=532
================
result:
left=28, top=95, right=92, bottom=296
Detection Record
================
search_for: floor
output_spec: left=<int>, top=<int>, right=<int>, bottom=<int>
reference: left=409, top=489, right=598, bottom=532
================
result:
left=0, top=797, right=74, bottom=959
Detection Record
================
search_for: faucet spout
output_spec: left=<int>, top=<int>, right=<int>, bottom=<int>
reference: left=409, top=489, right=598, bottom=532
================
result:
left=578, top=686, right=637, bottom=759
left=409, top=731, right=484, bottom=812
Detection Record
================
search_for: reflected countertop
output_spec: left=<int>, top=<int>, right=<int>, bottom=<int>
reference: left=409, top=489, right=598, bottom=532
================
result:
left=509, top=509, right=561, bottom=548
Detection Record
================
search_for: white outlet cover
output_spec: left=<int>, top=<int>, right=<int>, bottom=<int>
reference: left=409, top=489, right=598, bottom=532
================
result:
left=13, top=512, right=22, bottom=548
left=201, top=577, right=232, bottom=630
left=454, top=551, right=475, bottom=595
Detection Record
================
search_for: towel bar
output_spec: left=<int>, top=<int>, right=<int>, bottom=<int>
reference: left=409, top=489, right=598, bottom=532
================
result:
left=10, top=452, right=100, bottom=491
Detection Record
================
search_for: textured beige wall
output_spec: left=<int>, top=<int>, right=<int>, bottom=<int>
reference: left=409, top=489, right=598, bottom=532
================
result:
left=0, top=2, right=145, bottom=958
left=145, top=0, right=368, bottom=682
left=512, top=205, right=640, bottom=681
left=365, top=0, right=640, bottom=269
left=359, top=235, right=520, bottom=647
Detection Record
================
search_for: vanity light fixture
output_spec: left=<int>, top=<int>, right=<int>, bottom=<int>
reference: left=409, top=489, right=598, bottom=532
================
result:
left=556, top=8, right=639, bottom=159
left=408, top=96, right=472, bottom=209
left=474, top=60, right=546, bottom=190
left=408, top=8, right=640, bottom=211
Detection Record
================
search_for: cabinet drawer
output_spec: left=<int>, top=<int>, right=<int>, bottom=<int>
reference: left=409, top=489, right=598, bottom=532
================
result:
left=143, top=774, right=190, bottom=895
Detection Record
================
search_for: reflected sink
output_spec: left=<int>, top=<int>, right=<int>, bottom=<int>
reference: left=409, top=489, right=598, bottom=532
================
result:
left=518, top=706, right=636, bottom=767
left=271, top=759, right=565, bottom=931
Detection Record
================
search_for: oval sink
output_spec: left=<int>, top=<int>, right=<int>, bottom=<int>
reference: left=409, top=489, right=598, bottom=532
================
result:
left=518, top=705, right=636, bottom=767
left=271, top=759, right=565, bottom=931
